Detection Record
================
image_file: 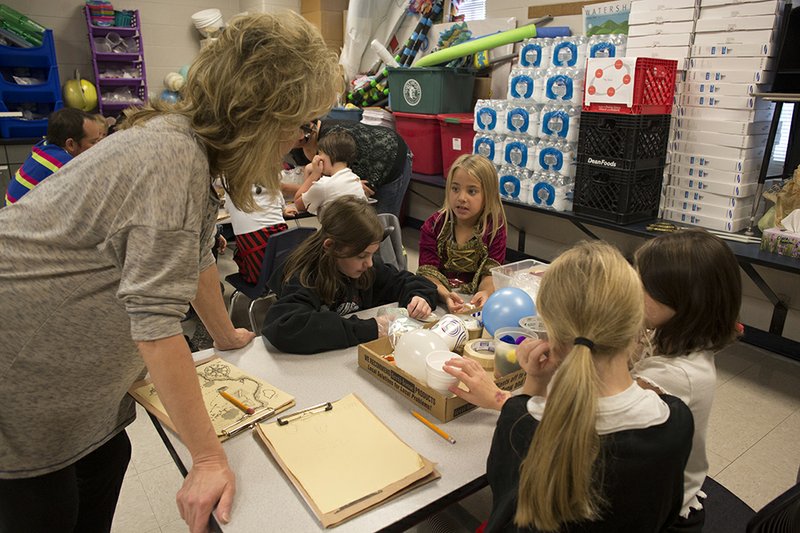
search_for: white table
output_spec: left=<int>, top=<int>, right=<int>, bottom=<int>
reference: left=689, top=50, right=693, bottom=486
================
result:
left=151, top=310, right=502, bottom=532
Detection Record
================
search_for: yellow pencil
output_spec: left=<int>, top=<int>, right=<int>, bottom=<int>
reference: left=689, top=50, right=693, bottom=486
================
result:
left=219, top=389, right=255, bottom=415
left=411, top=411, right=456, bottom=444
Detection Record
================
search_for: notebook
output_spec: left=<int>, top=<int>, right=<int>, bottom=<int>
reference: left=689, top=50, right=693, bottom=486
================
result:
left=255, top=393, right=439, bottom=528
left=130, top=356, right=295, bottom=441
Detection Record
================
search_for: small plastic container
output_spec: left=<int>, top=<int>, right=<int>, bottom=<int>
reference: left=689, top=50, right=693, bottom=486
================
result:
left=426, top=351, right=461, bottom=393
left=491, top=259, right=548, bottom=290
left=494, top=328, right=536, bottom=377
left=519, top=316, right=548, bottom=340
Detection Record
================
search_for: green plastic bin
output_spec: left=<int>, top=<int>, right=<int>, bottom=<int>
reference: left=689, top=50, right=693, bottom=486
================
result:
left=387, top=67, right=475, bottom=114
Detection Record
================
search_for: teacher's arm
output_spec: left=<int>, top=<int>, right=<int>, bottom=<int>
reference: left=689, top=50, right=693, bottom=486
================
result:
left=138, top=335, right=235, bottom=533
left=192, top=263, right=255, bottom=348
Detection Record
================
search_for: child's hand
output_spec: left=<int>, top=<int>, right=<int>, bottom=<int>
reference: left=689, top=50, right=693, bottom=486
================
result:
left=517, top=339, right=558, bottom=383
left=443, top=357, right=510, bottom=411
left=442, top=291, right=465, bottom=313
left=283, top=205, right=298, bottom=218
left=310, top=155, right=324, bottom=177
left=470, top=290, right=490, bottom=308
left=216, top=235, right=227, bottom=255
left=406, top=296, right=432, bottom=320
left=360, top=180, right=375, bottom=197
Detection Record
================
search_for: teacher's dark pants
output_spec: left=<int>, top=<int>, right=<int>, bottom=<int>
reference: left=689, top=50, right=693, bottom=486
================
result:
left=0, top=430, right=131, bottom=533
left=374, top=151, right=413, bottom=218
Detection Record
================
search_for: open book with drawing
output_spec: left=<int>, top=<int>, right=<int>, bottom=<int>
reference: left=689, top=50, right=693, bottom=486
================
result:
left=130, top=357, right=295, bottom=441
left=256, top=393, right=439, bottom=528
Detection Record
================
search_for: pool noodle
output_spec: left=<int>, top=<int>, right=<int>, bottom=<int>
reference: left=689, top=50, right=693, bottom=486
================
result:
left=414, top=24, right=538, bottom=67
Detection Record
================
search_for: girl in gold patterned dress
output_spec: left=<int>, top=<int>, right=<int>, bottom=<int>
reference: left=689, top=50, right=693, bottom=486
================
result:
left=417, top=154, right=507, bottom=313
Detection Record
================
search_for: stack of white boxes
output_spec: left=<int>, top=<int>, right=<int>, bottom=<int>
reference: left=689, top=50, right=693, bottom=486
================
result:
left=661, top=0, right=784, bottom=232
left=627, top=0, right=699, bottom=68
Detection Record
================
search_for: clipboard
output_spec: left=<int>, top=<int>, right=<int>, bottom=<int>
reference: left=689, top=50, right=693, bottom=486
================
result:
left=255, top=393, right=440, bottom=528
left=129, top=356, right=295, bottom=441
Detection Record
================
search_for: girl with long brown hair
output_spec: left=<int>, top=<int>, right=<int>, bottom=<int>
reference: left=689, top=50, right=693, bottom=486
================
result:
left=263, top=196, right=437, bottom=354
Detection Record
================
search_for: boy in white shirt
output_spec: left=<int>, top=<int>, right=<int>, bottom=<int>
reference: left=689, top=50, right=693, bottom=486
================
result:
left=293, top=130, right=367, bottom=215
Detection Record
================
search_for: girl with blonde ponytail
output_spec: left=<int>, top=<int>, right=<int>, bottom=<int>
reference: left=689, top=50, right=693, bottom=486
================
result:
left=449, top=242, right=693, bottom=532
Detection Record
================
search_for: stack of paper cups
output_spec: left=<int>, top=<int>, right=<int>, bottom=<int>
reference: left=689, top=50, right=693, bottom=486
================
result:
left=426, top=351, right=460, bottom=393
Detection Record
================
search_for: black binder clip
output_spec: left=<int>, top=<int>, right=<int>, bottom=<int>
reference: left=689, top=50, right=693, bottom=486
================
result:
left=277, top=401, right=333, bottom=426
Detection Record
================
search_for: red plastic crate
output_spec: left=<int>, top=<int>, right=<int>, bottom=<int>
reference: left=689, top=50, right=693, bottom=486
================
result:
left=394, top=111, right=442, bottom=175
left=583, top=57, right=678, bottom=115
left=437, top=113, right=475, bottom=175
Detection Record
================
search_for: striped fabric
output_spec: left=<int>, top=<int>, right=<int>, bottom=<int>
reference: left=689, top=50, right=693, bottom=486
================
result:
left=233, top=223, right=289, bottom=284
left=5, top=140, right=72, bottom=206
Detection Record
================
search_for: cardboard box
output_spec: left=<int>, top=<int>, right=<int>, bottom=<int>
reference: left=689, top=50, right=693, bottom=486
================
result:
left=683, top=81, right=764, bottom=97
left=628, top=33, right=693, bottom=48
left=663, top=208, right=749, bottom=232
left=760, top=227, right=800, bottom=259
left=673, top=116, right=771, bottom=135
left=685, top=68, right=773, bottom=84
left=627, top=20, right=695, bottom=36
left=358, top=336, right=526, bottom=422
left=676, top=103, right=774, bottom=122
left=670, top=163, right=759, bottom=184
left=301, top=0, right=348, bottom=13
left=694, top=17, right=779, bottom=33
left=671, top=152, right=761, bottom=174
left=627, top=47, right=690, bottom=65
left=303, top=10, right=344, bottom=41
left=688, top=56, right=774, bottom=72
left=673, top=128, right=767, bottom=149
left=663, top=196, right=753, bottom=220
left=631, top=0, right=697, bottom=11
left=664, top=185, right=755, bottom=208
left=629, top=7, right=696, bottom=24
left=670, top=175, right=759, bottom=197
left=680, top=93, right=764, bottom=109
left=692, top=29, right=777, bottom=46
left=671, top=140, right=764, bottom=161
left=699, top=1, right=782, bottom=19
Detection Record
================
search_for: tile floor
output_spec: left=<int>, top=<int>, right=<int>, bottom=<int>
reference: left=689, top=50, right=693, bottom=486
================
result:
left=112, top=227, right=800, bottom=533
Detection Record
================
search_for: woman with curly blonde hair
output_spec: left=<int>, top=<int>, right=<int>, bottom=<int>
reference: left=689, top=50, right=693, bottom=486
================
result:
left=0, top=12, right=341, bottom=533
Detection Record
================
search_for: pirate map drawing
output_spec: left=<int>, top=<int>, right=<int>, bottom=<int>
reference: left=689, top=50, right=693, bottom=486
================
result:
left=130, top=358, right=295, bottom=441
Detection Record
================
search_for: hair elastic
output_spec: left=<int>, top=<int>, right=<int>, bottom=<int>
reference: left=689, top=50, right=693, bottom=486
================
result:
left=574, top=337, right=595, bottom=350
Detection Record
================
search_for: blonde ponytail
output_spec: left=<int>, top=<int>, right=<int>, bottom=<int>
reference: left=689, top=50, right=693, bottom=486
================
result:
left=514, top=241, right=644, bottom=530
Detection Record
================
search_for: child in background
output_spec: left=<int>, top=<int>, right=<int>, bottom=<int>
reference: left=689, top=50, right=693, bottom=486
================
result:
left=632, top=229, right=742, bottom=532
left=263, top=196, right=437, bottom=354
left=293, top=130, right=366, bottom=215
left=224, top=185, right=294, bottom=284
left=93, top=114, right=110, bottom=139
left=417, top=154, right=507, bottom=313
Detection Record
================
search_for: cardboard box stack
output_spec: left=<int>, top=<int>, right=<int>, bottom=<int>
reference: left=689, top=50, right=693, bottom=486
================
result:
left=627, top=0, right=699, bottom=69
left=301, top=0, right=348, bottom=53
left=661, top=0, right=784, bottom=232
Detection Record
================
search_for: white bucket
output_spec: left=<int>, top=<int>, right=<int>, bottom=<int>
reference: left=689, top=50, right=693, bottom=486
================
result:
left=191, top=9, right=223, bottom=38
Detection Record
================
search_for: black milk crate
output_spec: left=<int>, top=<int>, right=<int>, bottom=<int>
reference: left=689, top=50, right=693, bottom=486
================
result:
left=576, top=112, right=671, bottom=171
left=573, top=163, right=665, bottom=224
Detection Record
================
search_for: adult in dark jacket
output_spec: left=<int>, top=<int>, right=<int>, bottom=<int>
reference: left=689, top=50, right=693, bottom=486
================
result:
left=262, top=196, right=436, bottom=354
left=288, top=119, right=412, bottom=217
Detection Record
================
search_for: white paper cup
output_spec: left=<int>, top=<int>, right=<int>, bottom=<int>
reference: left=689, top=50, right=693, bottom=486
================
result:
left=430, top=314, right=468, bottom=351
left=426, top=351, right=460, bottom=393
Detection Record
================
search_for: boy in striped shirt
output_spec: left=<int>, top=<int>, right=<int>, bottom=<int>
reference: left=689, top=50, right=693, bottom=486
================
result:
left=5, top=108, right=104, bottom=206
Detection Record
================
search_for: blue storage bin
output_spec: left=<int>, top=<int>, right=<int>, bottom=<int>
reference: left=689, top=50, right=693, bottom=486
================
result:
left=0, top=66, right=61, bottom=103
left=0, top=99, right=62, bottom=139
left=0, top=30, right=58, bottom=68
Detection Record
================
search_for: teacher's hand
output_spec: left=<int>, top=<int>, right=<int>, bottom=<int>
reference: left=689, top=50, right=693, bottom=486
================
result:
left=177, top=454, right=236, bottom=533
left=214, top=328, right=255, bottom=351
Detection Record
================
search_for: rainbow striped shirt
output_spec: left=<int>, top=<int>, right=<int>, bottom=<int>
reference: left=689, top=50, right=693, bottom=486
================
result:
left=5, top=140, right=72, bottom=206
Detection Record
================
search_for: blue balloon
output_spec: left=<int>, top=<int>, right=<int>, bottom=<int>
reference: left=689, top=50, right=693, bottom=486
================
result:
left=482, top=287, right=536, bottom=336
left=159, top=89, right=179, bottom=103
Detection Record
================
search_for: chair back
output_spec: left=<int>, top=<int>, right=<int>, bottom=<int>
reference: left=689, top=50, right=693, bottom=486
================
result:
left=257, top=226, right=317, bottom=290
left=747, top=482, right=800, bottom=533
left=376, top=212, right=407, bottom=271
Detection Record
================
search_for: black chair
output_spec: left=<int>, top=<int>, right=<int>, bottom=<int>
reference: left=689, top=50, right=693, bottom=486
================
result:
left=747, top=482, right=800, bottom=533
left=226, top=226, right=316, bottom=332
